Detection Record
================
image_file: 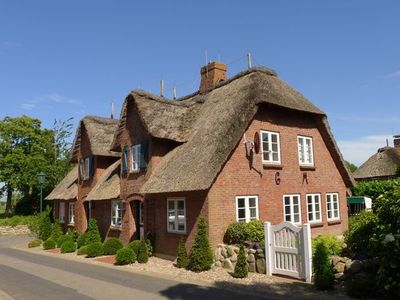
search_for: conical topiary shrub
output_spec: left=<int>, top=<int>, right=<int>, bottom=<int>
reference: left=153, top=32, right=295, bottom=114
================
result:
left=189, top=217, right=213, bottom=272
left=233, top=245, right=248, bottom=278
left=176, top=237, right=189, bottom=268
left=50, top=220, right=63, bottom=242
left=39, top=210, right=52, bottom=241
left=313, top=241, right=334, bottom=290
left=137, top=239, right=149, bottom=263
left=86, top=219, right=101, bottom=244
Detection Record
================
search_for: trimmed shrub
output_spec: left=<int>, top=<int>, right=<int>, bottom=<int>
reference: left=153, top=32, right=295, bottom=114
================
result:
left=77, top=232, right=89, bottom=249
left=146, top=239, right=153, bottom=257
left=28, top=239, right=42, bottom=248
left=312, top=235, right=343, bottom=256
left=61, top=240, right=76, bottom=253
left=233, top=245, right=248, bottom=278
left=43, top=239, right=56, bottom=250
left=189, top=217, right=213, bottom=271
left=103, top=238, right=123, bottom=255
left=128, top=240, right=141, bottom=255
left=115, top=247, right=137, bottom=265
left=313, top=241, right=334, bottom=290
left=243, top=220, right=264, bottom=242
left=137, top=240, right=149, bottom=263
left=50, top=220, right=63, bottom=242
left=67, top=228, right=79, bottom=242
left=224, top=220, right=264, bottom=245
left=77, top=245, right=87, bottom=256
left=86, top=219, right=101, bottom=244
left=176, top=237, right=189, bottom=268
left=39, top=210, right=52, bottom=241
left=57, top=234, right=74, bottom=248
left=86, top=242, right=104, bottom=258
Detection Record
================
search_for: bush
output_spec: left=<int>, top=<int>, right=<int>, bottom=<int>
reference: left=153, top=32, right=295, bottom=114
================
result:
left=146, top=239, right=153, bottom=257
left=77, top=245, right=87, bottom=256
left=243, top=220, right=264, bottom=242
left=61, top=240, right=76, bottom=253
left=86, top=242, right=104, bottom=258
left=176, top=237, right=189, bottom=269
left=50, top=220, right=63, bottom=242
left=77, top=232, right=89, bottom=249
left=28, top=239, right=42, bottom=248
left=189, top=217, right=213, bottom=271
left=233, top=245, right=248, bottom=278
left=313, top=241, right=334, bottom=290
left=128, top=240, right=141, bottom=255
left=224, top=220, right=264, bottom=245
left=67, top=228, right=79, bottom=242
left=86, top=219, right=101, bottom=244
left=43, top=239, right=56, bottom=250
left=57, top=234, right=74, bottom=248
left=312, top=235, right=343, bottom=256
left=115, top=247, right=137, bottom=265
left=103, top=238, right=123, bottom=255
left=39, top=209, right=52, bottom=241
left=137, top=240, right=149, bottom=263
left=0, top=215, right=36, bottom=227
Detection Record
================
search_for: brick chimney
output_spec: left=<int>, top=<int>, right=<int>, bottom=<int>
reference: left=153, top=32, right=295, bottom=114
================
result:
left=199, top=61, right=227, bottom=93
left=394, top=135, right=400, bottom=148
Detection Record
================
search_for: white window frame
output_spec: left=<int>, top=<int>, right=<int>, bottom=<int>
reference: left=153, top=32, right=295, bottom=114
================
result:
left=283, top=194, right=302, bottom=225
left=59, top=202, right=65, bottom=224
left=111, top=200, right=123, bottom=227
left=297, top=136, right=314, bottom=166
left=235, top=196, right=259, bottom=223
left=68, top=202, right=75, bottom=224
left=167, top=198, right=186, bottom=234
left=306, top=193, right=322, bottom=223
left=326, top=193, right=340, bottom=221
left=131, top=144, right=141, bottom=172
left=260, top=130, right=281, bottom=164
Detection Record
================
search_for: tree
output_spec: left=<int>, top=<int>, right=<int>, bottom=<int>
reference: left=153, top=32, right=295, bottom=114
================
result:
left=313, top=241, right=334, bottom=290
left=176, top=237, right=189, bottom=268
left=233, top=245, right=248, bottom=278
left=345, top=161, right=358, bottom=173
left=189, top=217, right=213, bottom=271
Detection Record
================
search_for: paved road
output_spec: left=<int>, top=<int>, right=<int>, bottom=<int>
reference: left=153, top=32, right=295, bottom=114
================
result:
left=0, top=236, right=270, bottom=300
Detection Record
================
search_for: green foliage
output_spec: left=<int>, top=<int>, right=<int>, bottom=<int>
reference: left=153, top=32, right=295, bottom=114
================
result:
left=146, top=239, right=153, bottom=257
left=60, top=240, right=76, bottom=253
left=128, top=240, right=141, bottom=255
left=77, top=245, right=87, bottom=256
left=224, top=220, right=264, bottom=244
left=344, top=211, right=379, bottom=257
left=103, top=238, right=123, bottom=255
left=352, top=179, right=399, bottom=202
left=0, top=215, right=36, bottom=227
left=67, top=228, right=79, bottom=242
left=28, top=239, right=42, bottom=248
left=115, top=247, right=137, bottom=265
left=176, top=237, right=189, bottom=269
left=50, top=220, right=63, bottom=242
left=312, top=235, right=343, bottom=256
left=233, top=245, right=248, bottom=278
left=77, top=232, right=89, bottom=249
left=57, top=234, right=74, bottom=248
left=86, top=219, right=101, bottom=244
left=313, top=241, right=334, bottom=290
left=189, top=217, right=213, bottom=272
left=345, top=161, right=358, bottom=173
left=137, top=240, right=149, bottom=263
left=86, top=242, right=104, bottom=258
left=38, top=208, right=52, bottom=241
left=43, top=239, right=56, bottom=250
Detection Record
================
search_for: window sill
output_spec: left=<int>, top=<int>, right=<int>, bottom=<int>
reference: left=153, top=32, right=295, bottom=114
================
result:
left=310, top=222, right=324, bottom=228
left=67, top=223, right=75, bottom=226
left=300, top=165, right=315, bottom=171
left=328, top=219, right=341, bottom=225
left=110, top=226, right=122, bottom=231
left=262, top=163, right=283, bottom=170
left=167, top=231, right=186, bottom=235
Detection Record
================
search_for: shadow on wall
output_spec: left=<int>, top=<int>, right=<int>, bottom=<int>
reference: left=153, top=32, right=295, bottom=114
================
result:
left=159, top=280, right=349, bottom=300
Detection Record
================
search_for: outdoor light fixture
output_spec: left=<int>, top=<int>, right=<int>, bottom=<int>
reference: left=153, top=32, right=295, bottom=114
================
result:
left=37, top=172, right=46, bottom=213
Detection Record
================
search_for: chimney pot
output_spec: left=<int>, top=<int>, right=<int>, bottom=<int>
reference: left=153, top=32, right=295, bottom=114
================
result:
left=394, top=135, right=400, bottom=148
left=199, top=61, right=227, bottom=93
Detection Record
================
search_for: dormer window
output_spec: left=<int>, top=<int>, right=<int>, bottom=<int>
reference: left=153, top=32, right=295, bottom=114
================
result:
left=80, top=156, right=93, bottom=181
left=122, top=146, right=129, bottom=174
left=131, top=144, right=141, bottom=172
left=79, top=159, right=84, bottom=180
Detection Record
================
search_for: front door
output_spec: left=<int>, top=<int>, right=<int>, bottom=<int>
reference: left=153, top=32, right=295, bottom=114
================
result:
left=133, top=201, right=144, bottom=240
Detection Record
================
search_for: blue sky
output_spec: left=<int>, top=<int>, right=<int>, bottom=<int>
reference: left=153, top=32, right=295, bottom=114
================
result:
left=0, top=1, right=399, bottom=165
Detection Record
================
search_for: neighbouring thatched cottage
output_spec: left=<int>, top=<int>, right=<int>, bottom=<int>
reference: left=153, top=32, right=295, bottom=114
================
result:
left=110, top=62, right=355, bottom=256
left=353, top=135, right=400, bottom=181
left=45, top=165, right=78, bottom=231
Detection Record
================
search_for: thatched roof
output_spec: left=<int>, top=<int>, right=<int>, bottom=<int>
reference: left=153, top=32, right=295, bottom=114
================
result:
left=353, top=147, right=400, bottom=180
left=112, top=67, right=354, bottom=193
left=71, top=116, right=120, bottom=162
left=45, top=165, right=78, bottom=201
left=85, top=160, right=120, bottom=201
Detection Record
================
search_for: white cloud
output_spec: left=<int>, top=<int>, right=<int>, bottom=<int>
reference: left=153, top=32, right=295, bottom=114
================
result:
left=21, top=93, right=84, bottom=110
left=337, top=134, right=393, bottom=166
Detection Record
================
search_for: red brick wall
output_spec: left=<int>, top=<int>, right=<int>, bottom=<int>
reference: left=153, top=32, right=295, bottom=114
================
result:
left=207, top=105, right=348, bottom=248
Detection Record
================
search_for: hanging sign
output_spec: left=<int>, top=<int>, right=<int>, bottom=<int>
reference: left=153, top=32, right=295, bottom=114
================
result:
left=254, top=132, right=260, bottom=154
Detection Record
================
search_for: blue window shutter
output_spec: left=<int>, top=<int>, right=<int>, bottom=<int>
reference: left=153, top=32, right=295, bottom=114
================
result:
left=140, top=140, right=148, bottom=169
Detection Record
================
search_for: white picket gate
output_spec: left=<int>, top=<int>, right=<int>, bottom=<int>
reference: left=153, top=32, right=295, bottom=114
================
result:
left=264, top=221, right=312, bottom=282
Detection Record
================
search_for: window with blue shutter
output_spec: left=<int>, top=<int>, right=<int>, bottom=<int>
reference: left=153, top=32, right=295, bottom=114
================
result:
left=139, top=140, right=149, bottom=169
left=89, top=156, right=95, bottom=178
left=122, top=146, right=129, bottom=173
left=131, top=144, right=141, bottom=172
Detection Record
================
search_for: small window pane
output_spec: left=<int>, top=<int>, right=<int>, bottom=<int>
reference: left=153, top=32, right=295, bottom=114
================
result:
left=271, top=134, right=277, bottom=143
left=237, top=198, right=245, bottom=208
left=238, top=208, right=246, bottom=219
left=249, top=197, right=256, bottom=207
left=249, top=208, right=257, bottom=219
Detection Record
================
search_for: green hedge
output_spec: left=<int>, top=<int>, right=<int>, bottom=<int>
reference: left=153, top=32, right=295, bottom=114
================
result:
left=176, top=237, right=189, bottom=269
left=312, top=235, right=343, bottom=256
left=115, top=247, right=136, bottom=265
left=43, top=239, right=56, bottom=250
left=313, top=240, right=334, bottom=290
left=137, top=240, right=149, bottom=263
left=57, top=234, right=74, bottom=248
left=86, top=242, right=104, bottom=258
left=224, top=220, right=264, bottom=244
left=128, top=240, right=141, bottom=255
left=103, top=238, right=123, bottom=255
left=61, top=240, right=76, bottom=253
left=189, top=217, right=213, bottom=271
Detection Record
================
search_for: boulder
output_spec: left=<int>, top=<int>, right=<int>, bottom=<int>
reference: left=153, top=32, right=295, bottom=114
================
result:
left=227, top=246, right=235, bottom=256
left=346, top=259, right=362, bottom=274
left=214, top=247, right=222, bottom=261
left=230, top=253, right=238, bottom=263
left=335, top=262, right=346, bottom=273
left=331, top=255, right=341, bottom=266
left=334, top=272, right=345, bottom=280
left=248, top=262, right=256, bottom=273
left=256, top=258, right=266, bottom=274
left=232, top=246, right=240, bottom=254
left=215, top=261, right=222, bottom=267
left=248, top=249, right=256, bottom=255
left=223, top=258, right=234, bottom=270
left=221, top=247, right=228, bottom=258
left=247, top=254, right=255, bottom=263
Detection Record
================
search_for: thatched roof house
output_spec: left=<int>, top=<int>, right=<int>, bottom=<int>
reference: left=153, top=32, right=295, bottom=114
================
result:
left=71, top=115, right=120, bottom=162
left=112, top=67, right=354, bottom=194
left=45, top=165, right=78, bottom=201
left=353, top=145, right=400, bottom=181
left=85, top=160, right=120, bottom=201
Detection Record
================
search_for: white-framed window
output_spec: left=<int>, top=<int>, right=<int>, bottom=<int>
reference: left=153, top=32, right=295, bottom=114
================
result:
left=79, top=159, right=84, bottom=180
left=84, top=157, right=90, bottom=180
left=68, top=202, right=75, bottom=224
left=111, top=200, right=123, bottom=227
left=131, top=144, right=141, bottom=172
left=326, top=193, right=340, bottom=221
left=59, top=202, right=65, bottom=224
left=261, top=130, right=281, bottom=164
left=167, top=198, right=186, bottom=233
left=236, top=196, right=259, bottom=222
left=297, top=136, right=314, bottom=166
left=306, top=194, right=321, bottom=223
left=122, top=146, right=129, bottom=174
left=283, top=194, right=301, bottom=225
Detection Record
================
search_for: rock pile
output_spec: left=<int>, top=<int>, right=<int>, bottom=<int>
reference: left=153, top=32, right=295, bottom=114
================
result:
left=214, top=244, right=266, bottom=274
